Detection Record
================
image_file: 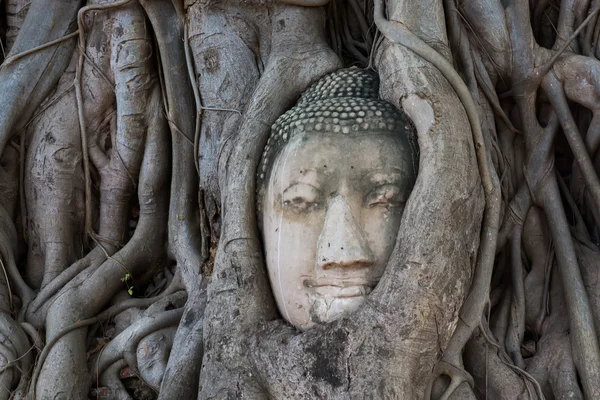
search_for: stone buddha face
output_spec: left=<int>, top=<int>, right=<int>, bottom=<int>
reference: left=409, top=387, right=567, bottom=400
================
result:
left=258, top=68, right=417, bottom=330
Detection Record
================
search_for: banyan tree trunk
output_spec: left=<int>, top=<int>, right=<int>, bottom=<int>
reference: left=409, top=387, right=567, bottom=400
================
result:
left=3, top=0, right=600, bottom=399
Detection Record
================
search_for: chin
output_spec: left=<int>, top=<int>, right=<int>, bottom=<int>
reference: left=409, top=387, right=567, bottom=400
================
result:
left=307, top=295, right=366, bottom=326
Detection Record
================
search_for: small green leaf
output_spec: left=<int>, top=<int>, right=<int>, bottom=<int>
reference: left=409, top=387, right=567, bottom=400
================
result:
left=128, top=287, right=133, bottom=296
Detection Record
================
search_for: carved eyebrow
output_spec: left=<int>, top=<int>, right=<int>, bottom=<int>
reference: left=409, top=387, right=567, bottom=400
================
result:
left=363, top=169, right=406, bottom=184
left=282, top=182, right=322, bottom=196
left=281, top=168, right=323, bottom=188
left=294, top=168, right=320, bottom=180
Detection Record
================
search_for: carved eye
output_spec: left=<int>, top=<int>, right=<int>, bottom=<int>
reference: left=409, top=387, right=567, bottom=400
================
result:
left=282, top=183, right=322, bottom=213
left=365, top=184, right=405, bottom=208
left=283, top=197, right=321, bottom=212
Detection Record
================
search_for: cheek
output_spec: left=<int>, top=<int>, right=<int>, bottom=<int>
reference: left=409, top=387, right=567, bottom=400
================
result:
left=361, top=208, right=403, bottom=262
left=263, top=209, right=324, bottom=282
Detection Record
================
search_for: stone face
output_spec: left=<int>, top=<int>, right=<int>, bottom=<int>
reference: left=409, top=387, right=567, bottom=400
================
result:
left=258, top=68, right=418, bottom=330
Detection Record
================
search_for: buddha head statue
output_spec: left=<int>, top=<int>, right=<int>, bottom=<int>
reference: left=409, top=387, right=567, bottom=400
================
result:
left=257, top=67, right=418, bottom=330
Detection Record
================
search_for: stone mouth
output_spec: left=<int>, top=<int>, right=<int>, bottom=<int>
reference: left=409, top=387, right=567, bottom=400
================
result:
left=303, top=280, right=375, bottom=298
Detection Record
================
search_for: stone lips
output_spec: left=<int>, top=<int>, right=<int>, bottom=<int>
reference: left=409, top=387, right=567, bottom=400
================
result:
left=256, top=67, right=418, bottom=206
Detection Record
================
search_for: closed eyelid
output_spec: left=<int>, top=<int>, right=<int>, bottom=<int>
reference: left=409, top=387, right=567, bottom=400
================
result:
left=367, top=184, right=400, bottom=196
left=365, top=184, right=407, bottom=205
left=280, top=182, right=324, bottom=213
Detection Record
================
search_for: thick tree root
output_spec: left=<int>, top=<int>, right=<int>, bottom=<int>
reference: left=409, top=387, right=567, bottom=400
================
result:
left=89, top=307, right=184, bottom=385
left=97, top=359, right=132, bottom=400
left=0, top=312, right=31, bottom=400
left=138, top=3, right=204, bottom=397
left=137, top=326, right=176, bottom=391
left=374, top=1, right=501, bottom=397
left=199, top=4, right=342, bottom=397
left=0, top=0, right=79, bottom=156
left=33, top=77, right=167, bottom=397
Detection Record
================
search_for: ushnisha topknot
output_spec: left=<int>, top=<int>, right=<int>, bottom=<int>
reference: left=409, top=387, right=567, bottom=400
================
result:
left=256, top=67, right=418, bottom=201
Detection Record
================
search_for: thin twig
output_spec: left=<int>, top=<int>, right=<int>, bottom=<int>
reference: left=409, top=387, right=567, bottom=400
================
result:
left=167, top=119, right=194, bottom=146
left=29, top=318, right=100, bottom=399
left=0, top=342, right=35, bottom=375
left=473, top=55, right=519, bottom=134
left=19, top=132, right=27, bottom=244
left=13, top=83, right=76, bottom=140
left=2, top=31, right=79, bottom=66
left=0, top=257, right=13, bottom=311
left=91, top=234, right=132, bottom=278
left=0, top=37, right=5, bottom=60
left=201, top=106, right=241, bottom=114
left=278, top=0, right=329, bottom=5
left=542, top=74, right=600, bottom=226
left=541, top=173, right=600, bottom=398
left=183, top=20, right=203, bottom=177
left=538, top=5, right=600, bottom=78
left=348, top=0, right=373, bottom=47
left=78, top=45, right=115, bottom=92
left=340, top=5, right=368, bottom=64
left=506, top=225, right=525, bottom=369
left=583, top=0, right=600, bottom=56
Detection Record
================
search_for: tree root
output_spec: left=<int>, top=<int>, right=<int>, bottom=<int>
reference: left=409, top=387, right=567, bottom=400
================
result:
left=541, top=176, right=600, bottom=397
left=543, top=73, right=600, bottom=224
left=506, top=225, right=525, bottom=369
left=74, top=0, right=135, bottom=240
left=24, top=247, right=106, bottom=327
left=33, top=73, right=167, bottom=397
left=97, top=359, right=132, bottom=400
left=0, top=0, right=79, bottom=157
left=279, top=0, right=330, bottom=5
left=139, top=0, right=202, bottom=289
left=157, top=283, right=205, bottom=400
left=89, top=307, right=184, bottom=386
left=374, top=1, right=501, bottom=398
left=137, top=326, right=176, bottom=392
left=0, top=312, right=32, bottom=399
left=87, top=287, right=185, bottom=344
left=139, top=3, right=205, bottom=398
left=0, top=204, right=33, bottom=307
left=423, top=360, right=474, bottom=400
left=199, top=4, right=342, bottom=396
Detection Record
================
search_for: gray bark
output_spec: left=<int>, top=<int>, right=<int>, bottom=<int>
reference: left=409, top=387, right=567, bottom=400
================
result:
left=3, top=0, right=600, bottom=398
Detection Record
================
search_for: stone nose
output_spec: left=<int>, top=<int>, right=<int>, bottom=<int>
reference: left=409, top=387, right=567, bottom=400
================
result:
left=315, top=196, right=375, bottom=271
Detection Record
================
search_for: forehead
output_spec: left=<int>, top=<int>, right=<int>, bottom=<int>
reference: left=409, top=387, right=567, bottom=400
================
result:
left=272, top=131, right=413, bottom=175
